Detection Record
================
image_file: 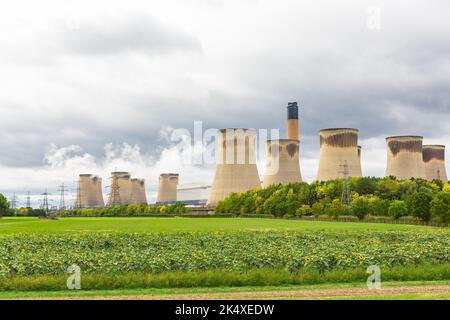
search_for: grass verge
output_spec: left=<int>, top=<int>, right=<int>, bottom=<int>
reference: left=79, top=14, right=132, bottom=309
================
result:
left=0, top=263, right=448, bottom=292
left=0, top=280, right=449, bottom=299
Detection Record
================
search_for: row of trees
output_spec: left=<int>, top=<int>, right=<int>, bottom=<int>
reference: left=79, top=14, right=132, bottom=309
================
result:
left=0, top=194, right=48, bottom=217
left=0, top=194, right=192, bottom=217
left=61, top=202, right=192, bottom=217
left=214, top=177, right=450, bottom=223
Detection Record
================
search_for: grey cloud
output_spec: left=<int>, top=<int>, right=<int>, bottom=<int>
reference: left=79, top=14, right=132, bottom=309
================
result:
left=62, top=16, right=202, bottom=56
left=0, top=1, right=449, bottom=193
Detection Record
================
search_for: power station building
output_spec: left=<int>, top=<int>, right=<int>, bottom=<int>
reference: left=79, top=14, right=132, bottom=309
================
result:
left=316, top=128, right=362, bottom=181
left=177, top=183, right=211, bottom=206
left=156, top=173, right=179, bottom=204
left=75, top=174, right=104, bottom=208
left=262, top=102, right=302, bottom=187
left=423, top=145, right=448, bottom=182
left=385, top=136, right=426, bottom=180
left=207, top=128, right=261, bottom=206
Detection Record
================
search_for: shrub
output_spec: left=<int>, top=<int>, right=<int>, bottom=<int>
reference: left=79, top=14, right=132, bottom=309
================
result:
left=368, top=197, right=390, bottom=216
left=326, top=199, right=345, bottom=218
left=388, top=200, right=408, bottom=220
left=296, top=204, right=312, bottom=217
left=350, top=196, right=370, bottom=220
left=311, top=202, right=324, bottom=217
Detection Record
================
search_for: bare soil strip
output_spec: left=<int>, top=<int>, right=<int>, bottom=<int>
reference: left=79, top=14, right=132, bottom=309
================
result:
left=32, top=285, right=450, bottom=300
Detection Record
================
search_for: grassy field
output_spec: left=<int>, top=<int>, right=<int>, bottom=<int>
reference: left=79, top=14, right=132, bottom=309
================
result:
left=0, top=280, right=448, bottom=300
left=0, top=216, right=440, bottom=234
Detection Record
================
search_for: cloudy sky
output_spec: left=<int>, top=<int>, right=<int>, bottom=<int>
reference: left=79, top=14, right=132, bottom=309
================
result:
left=1, top=0, right=449, bottom=206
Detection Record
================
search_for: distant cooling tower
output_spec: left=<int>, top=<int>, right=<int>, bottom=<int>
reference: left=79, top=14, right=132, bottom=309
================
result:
left=385, top=136, right=426, bottom=180
left=76, top=174, right=104, bottom=208
left=207, top=128, right=261, bottom=206
left=130, top=178, right=147, bottom=204
left=423, top=145, right=448, bottom=182
left=107, top=172, right=132, bottom=206
left=316, top=128, right=362, bottom=181
left=262, top=139, right=302, bottom=187
left=156, top=174, right=179, bottom=203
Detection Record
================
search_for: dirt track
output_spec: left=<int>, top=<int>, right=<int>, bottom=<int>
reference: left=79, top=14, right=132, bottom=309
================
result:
left=52, top=285, right=450, bottom=300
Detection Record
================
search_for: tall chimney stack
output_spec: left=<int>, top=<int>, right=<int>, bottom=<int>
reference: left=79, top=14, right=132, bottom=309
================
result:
left=262, top=102, right=302, bottom=187
left=287, top=102, right=299, bottom=140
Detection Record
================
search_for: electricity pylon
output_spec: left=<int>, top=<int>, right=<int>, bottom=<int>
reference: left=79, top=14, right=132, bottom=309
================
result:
left=339, top=160, right=351, bottom=207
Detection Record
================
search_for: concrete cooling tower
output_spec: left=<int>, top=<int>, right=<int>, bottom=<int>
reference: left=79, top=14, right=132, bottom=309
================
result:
left=262, top=102, right=302, bottom=187
left=316, top=128, right=362, bottom=181
left=76, top=174, right=104, bottom=208
left=130, top=178, right=147, bottom=204
left=207, top=128, right=261, bottom=207
left=358, top=145, right=362, bottom=171
left=385, top=136, right=426, bottom=180
left=423, top=145, right=448, bottom=182
left=262, top=140, right=302, bottom=187
left=107, top=172, right=132, bottom=206
left=156, top=173, right=179, bottom=204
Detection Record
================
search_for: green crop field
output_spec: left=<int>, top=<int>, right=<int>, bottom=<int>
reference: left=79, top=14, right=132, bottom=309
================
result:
left=0, top=216, right=437, bottom=234
left=0, top=217, right=448, bottom=300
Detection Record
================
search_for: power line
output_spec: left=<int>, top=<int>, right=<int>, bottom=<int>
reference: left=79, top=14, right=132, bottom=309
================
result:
left=40, top=189, right=52, bottom=213
left=57, top=182, right=68, bottom=210
left=9, top=193, right=19, bottom=210
left=107, top=175, right=121, bottom=207
left=26, top=191, right=31, bottom=209
left=74, top=180, right=82, bottom=208
left=339, top=160, right=351, bottom=207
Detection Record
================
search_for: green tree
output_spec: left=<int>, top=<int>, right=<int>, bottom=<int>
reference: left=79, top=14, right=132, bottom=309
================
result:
left=311, top=202, right=324, bottom=217
left=298, top=184, right=314, bottom=205
left=327, top=199, right=345, bottom=218
left=368, top=197, right=390, bottom=216
left=351, top=196, right=370, bottom=220
left=0, top=194, right=9, bottom=216
left=430, top=191, right=450, bottom=223
left=285, top=188, right=300, bottom=215
left=376, top=178, right=400, bottom=200
left=263, top=189, right=287, bottom=217
left=405, top=192, right=434, bottom=222
left=398, top=180, right=419, bottom=200
left=352, top=177, right=377, bottom=195
left=296, top=204, right=312, bottom=216
left=388, top=200, right=408, bottom=220
left=125, top=204, right=138, bottom=216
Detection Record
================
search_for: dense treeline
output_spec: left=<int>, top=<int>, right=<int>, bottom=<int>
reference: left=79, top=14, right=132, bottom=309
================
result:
left=214, top=177, right=450, bottom=223
left=0, top=195, right=192, bottom=217
left=60, top=202, right=192, bottom=217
